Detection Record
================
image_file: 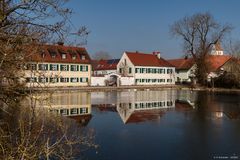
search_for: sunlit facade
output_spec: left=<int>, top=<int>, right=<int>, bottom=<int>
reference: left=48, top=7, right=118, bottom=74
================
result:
left=25, top=44, right=92, bottom=87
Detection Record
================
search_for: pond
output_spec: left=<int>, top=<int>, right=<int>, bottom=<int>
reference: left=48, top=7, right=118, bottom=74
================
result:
left=45, top=89, right=240, bottom=160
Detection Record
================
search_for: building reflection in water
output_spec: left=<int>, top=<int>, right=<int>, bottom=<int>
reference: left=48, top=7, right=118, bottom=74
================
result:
left=116, top=90, right=195, bottom=124
left=41, top=91, right=92, bottom=126
left=91, top=90, right=196, bottom=124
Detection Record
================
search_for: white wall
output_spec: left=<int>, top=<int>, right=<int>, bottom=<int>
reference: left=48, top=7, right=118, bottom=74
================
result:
left=120, top=77, right=135, bottom=86
left=175, top=65, right=196, bottom=83
left=91, top=76, right=106, bottom=86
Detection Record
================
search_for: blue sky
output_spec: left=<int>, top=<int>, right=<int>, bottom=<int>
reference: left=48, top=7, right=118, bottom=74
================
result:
left=67, top=0, right=240, bottom=59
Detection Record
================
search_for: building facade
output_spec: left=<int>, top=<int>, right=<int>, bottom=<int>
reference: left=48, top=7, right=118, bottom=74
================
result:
left=168, top=57, right=195, bottom=83
left=25, top=44, right=92, bottom=87
left=117, top=51, right=175, bottom=85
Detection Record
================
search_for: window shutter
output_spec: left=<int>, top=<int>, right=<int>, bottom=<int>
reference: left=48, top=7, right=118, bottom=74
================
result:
left=86, top=66, right=88, bottom=71
left=50, top=64, right=52, bottom=70
left=80, top=78, right=82, bottom=82
left=86, top=78, right=88, bottom=82
left=67, top=65, right=69, bottom=71
left=77, top=65, right=79, bottom=71
left=80, top=65, right=83, bottom=71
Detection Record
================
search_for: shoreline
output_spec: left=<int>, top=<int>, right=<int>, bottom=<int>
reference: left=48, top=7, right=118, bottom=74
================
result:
left=25, top=85, right=240, bottom=93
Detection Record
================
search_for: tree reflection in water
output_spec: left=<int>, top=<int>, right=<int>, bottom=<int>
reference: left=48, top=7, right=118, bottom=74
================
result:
left=0, top=94, right=98, bottom=159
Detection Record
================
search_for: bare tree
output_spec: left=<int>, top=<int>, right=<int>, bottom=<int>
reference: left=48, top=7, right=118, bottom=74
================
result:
left=0, top=0, right=89, bottom=108
left=0, top=1, right=96, bottom=159
left=92, top=51, right=112, bottom=60
left=171, top=12, right=231, bottom=85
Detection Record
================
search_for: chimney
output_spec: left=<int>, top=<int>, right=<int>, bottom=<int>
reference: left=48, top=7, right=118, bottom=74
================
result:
left=57, top=41, right=64, bottom=46
left=153, top=51, right=160, bottom=59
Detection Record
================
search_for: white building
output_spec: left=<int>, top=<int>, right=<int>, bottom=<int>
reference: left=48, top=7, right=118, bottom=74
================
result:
left=168, top=57, right=195, bottom=83
left=117, top=51, right=175, bottom=85
left=25, top=44, right=92, bottom=87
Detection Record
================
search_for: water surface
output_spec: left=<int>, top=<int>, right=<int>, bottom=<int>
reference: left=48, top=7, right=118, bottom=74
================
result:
left=47, top=90, right=240, bottom=160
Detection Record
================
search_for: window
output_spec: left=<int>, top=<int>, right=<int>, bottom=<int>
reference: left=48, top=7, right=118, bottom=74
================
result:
left=81, top=55, right=86, bottom=60
left=80, top=107, right=88, bottom=114
left=80, top=65, right=88, bottom=72
left=38, top=64, right=48, bottom=71
left=119, top=68, right=122, bottom=73
left=70, top=77, right=78, bottom=83
left=50, top=64, right=58, bottom=71
left=71, top=65, right=79, bottom=71
left=70, top=108, right=79, bottom=115
left=60, top=65, right=69, bottom=71
left=27, top=63, right=37, bottom=70
left=50, top=77, right=58, bottom=83
left=143, top=68, right=146, bottom=73
left=129, top=67, right=132, bottom=74
left=48, top=49, right=57, bottom=58
left=26, top=77, right=37, bottom=82
left=80, top=77, right=88, bottom=83
left=160, top=79, right=165, bottom=83
left=38, top=77, right=48, bottom=83
left=61, top=53, right=66, bottom=59
left=60, top=109, right=69, bottom=116
left=72, top=54, right=77, bottom=60
left=135, top=68, right=139, bottom=73
left=167, top=101, right=173, bottom=106
left=167, top=69, right=173, bottom=74
left=60, top=78, right=69, bottom=82
left=147, top=68, right=151, bottom=73
left=167, top=79, right=172, bottom=83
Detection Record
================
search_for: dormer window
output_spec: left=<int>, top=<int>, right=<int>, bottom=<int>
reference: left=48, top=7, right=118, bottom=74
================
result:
left=62, top=53, right=66, bottom=59
left=81, top=55, right=86, bottom=60
left=72, top=54, right=76, bottom=60
left=48, top=49, right=57, bottom=58
left=58, top=49, right=67, bottom=59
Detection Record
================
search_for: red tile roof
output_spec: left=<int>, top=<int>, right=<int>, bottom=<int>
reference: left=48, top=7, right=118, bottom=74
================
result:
left=207, top=55, right=231, bottom=71
left=168, top=55, right=231, bottom=72
left=175, top=100, right=194, bottom=111
left=168, top=57, right=195, bottom=70
left=126, top=109, right=166, bottom=124
left=68, top=114, right=92, bottom=126
left=125, top=52, right=174, bottom=67
left=95, top=59, right=119, bottom=71
left=30, top=44, right=91, bottom=64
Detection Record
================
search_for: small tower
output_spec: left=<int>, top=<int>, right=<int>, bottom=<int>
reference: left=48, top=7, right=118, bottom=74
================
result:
left=211, top=41, right=224, bottom=55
